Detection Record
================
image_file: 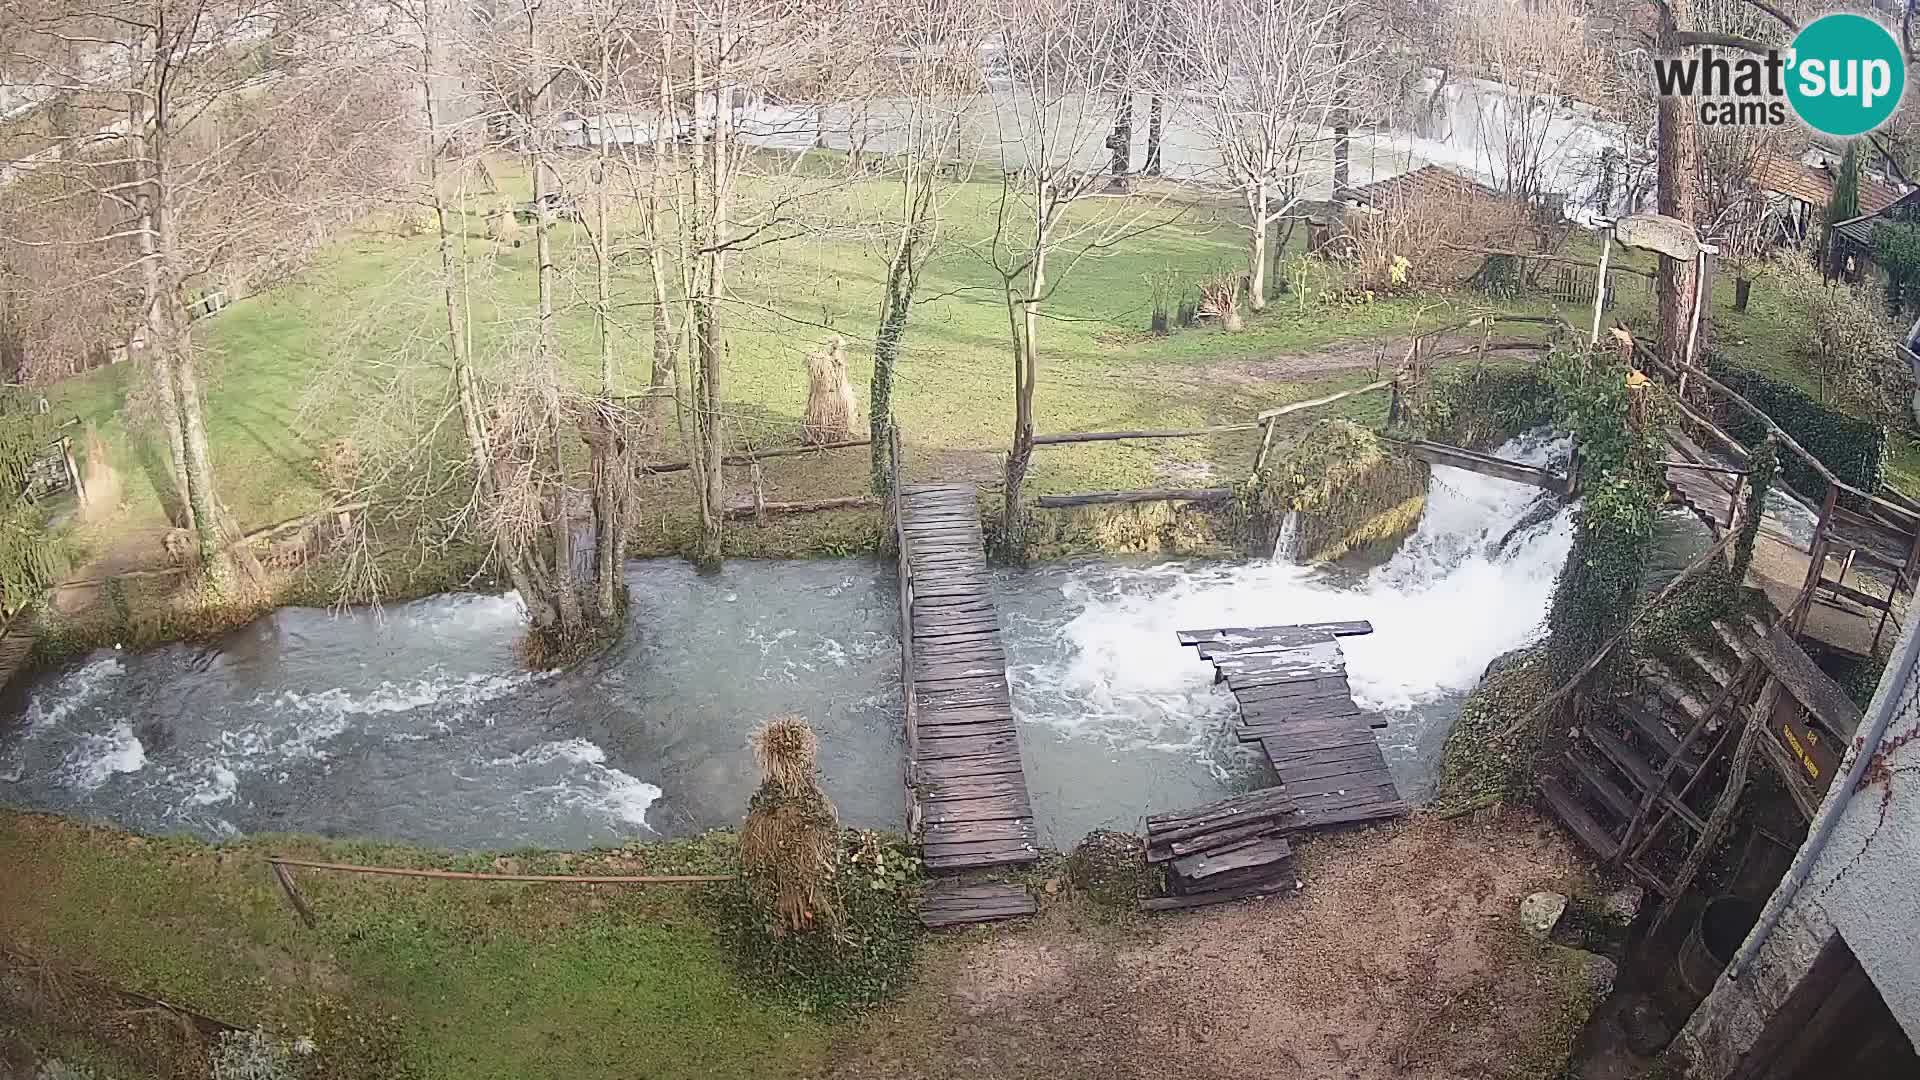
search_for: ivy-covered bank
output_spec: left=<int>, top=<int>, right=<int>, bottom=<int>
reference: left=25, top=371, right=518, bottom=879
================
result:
left=1435, top=348, right=1670, bottom=805
left=1433, top=348, right=1783, bottom=808
left=0, top=810, right=922, bottom=1080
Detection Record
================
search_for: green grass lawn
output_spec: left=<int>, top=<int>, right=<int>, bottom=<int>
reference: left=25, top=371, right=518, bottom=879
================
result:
left=41, top=162, right=1570, bottom=579
left=0, top=813, right=825, bottom=1080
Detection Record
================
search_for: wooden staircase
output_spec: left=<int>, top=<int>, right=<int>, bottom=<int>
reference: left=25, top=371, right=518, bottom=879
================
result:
left=1536, top=613, right=1771, bottom=895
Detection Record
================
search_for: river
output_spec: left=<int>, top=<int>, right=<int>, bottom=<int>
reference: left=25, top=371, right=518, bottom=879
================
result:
left=1, top=434, right=1720, bottom=851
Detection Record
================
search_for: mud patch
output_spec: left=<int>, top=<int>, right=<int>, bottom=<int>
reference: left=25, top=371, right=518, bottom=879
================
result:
left=832, top=809, right=1607, bottom=1080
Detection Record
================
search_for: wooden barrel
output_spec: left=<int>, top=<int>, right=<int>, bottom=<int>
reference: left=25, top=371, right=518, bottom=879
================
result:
left=1677, top=895, right=1762, bottom=999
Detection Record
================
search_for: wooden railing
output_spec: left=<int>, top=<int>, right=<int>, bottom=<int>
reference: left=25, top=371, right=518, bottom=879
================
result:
left=1637, top=343, right=1918, bottom=647
left=887, top=428, right=921, bottom=839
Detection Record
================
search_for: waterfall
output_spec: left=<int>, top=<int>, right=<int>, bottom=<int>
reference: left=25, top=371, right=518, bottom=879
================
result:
left=1005, top=431, right=1578, bottom=752
left=1271, top=510, right=1303, bottom=563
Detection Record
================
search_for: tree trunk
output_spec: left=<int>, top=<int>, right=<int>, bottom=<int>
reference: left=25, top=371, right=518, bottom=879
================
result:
left=422, top=7, right=551, bottom=631
left=1332, top=26, right=1351, bottom=199
left=1106, top=94, right=1132, bottom=192
left=1734, top=276, right=1752, bottom=313
left=1655, top=0, right=1699, bottom=367
left=1003, top=246, right=1045, bottom=550
left=687, top=42, right=731, bottom=569
left=589, top=35, right=627, bottom=628
left=1248, top=185, right=1269, bottom=312
left=127, top=58, right=192, bottom=532
left=1145, top=96, right=1163, bottom=177
left=871, top=259, right=911, bottom=496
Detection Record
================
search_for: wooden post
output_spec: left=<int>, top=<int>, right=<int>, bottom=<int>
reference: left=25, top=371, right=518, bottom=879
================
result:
left=1589, top=229, right=1612, bottom=346
left=1793, top=486, right=1839, bottom=633
left=749, top=462, right=766, bottom=525
left=1726, top=470, right=1746, bottom=534
left=1251, top=416, right=1277, bottom=476
left=271, top=862, right=317, bottom=928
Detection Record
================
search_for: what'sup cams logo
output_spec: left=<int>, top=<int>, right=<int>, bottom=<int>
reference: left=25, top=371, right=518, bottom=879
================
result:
left=1654, top=12, right=1907, bottom=136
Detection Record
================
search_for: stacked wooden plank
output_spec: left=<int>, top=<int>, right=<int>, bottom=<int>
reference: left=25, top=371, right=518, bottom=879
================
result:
left=1141, top=788, right=1302, bottom=911
left=918, top=880, right=1037, bottom=928
left=897, top=484, right=1039, bottom=874
left=1178, top=622, right=1409, bottom=829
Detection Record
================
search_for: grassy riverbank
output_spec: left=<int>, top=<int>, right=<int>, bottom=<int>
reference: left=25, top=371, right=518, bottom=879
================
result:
left=36, top=163, right=1569, bottom=591
left=0, top=812, right=827, bottom=1080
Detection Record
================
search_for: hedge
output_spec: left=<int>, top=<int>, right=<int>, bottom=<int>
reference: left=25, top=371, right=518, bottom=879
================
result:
left=1703, top=352, right=1887, bottom=502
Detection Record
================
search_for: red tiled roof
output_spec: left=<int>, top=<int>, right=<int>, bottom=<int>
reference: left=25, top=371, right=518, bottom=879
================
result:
left=1753, top=152, right=1903, bottom=214
left=1348, top=165, right=1502, bottom=209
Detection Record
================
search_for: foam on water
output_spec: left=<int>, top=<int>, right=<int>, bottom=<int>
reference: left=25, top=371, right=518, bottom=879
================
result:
left=23, top=655, right=124, bottom=732
left=62, top=719, right=147, bottom=790
left=480, top=738, right=664, bottom=830
left=1011, top=433, right=1576, bottom=758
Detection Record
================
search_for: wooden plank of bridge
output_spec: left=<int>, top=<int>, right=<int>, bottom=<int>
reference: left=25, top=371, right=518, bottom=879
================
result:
left=1180, top=623, right=1408, bottom=831
left=899, top=484, right=1038, bottom=875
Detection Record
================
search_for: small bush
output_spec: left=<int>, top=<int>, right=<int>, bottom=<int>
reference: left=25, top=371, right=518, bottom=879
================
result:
left=719, top=828, right=920, bottom=1016
left=1067, top=829, right=1152, bottom=908
left=1768, top=252, right=1904, bottom=421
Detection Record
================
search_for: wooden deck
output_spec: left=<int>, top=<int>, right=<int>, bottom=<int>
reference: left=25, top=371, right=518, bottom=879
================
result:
left=918, top=880, right=1037, bottom=927
left=895, top=484, right=1039, bottom=874
left=1178, top=622, right=1409, bottom=830
left=1663, top=431, right=1909, bottom=657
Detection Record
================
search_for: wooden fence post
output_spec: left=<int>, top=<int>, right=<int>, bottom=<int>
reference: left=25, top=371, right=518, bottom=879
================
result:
left=271, top=862, right=317, bottom=928
left=1251, top=416, right=1277, bottom=476
left=749, top=462, right=766, bottom=525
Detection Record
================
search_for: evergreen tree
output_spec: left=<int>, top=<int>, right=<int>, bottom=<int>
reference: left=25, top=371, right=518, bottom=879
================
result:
left=1826, top=143, right=1862, bottom=225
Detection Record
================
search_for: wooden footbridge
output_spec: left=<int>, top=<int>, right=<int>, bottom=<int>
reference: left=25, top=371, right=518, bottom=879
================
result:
left=1136, top=621, right=1409, bottom=911
left=893, top=484, right=1041, bottom=886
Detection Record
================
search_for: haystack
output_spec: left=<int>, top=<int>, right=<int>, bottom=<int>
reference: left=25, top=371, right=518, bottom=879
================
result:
left=802, top=336, right=859, bottom=445
left=741, top=715, right=842, bottom=933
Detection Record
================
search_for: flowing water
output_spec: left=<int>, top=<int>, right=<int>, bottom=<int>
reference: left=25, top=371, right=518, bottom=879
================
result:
left=1, top=433, right=1717, bottom=851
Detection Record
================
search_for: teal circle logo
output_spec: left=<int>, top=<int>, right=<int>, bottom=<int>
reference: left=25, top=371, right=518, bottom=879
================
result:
left=1786, top=13, right=1906, bottom=136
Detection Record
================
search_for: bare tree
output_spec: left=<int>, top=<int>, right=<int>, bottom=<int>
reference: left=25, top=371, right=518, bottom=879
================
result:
left=979, top=0, right=1168, bottom=545
left=0, top=0, right=409, bottom=596
left=1157, top=0, right=1363, bottom=312
left=1450, top=0, right=1602, bottom=211
left=855, top=0, right=986, bottom=493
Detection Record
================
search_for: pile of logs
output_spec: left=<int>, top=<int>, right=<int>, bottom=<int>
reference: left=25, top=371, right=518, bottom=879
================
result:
left=1141, top=787, right=1302, bottom=912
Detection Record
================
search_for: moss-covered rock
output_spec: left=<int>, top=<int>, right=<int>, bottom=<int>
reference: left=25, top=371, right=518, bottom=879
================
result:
left=1066, top=829, right=1153, bottom=908
left=1242, top=419, right=1428, bottom=563
left=1019, top=500, right=1243, bottom=561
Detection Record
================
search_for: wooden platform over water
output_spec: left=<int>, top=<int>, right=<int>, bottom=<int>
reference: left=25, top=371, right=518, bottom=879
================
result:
left=1178, top=622, right=1408, bottom=830
left=896, top=484, right=1039, bottom=874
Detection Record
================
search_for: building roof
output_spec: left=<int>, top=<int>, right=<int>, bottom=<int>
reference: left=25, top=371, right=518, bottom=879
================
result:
left=1833, top=188, right=1920, bottom=250
left=1754, top=151, right=1904, bottom=216
left=1347, top=165, right=1502, bottom=209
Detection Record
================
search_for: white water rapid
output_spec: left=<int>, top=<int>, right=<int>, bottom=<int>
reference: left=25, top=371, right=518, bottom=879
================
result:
left=998, top=432, right=1577, bottom=839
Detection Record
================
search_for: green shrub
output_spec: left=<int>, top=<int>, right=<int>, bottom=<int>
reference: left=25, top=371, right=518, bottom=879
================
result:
left=1416, top=359, right=1557, bottom=449
left=718, top=829, right=920, bottom=1017
left=1704, top=351, right=1888, bottom=502
left=1241, top=419, right=1427, bottom=562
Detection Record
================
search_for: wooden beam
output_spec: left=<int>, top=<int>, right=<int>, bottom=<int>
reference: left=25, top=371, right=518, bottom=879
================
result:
left=1397, top=440, right=1567, bottom=491
left=722, top=494, right=882, bottom=520
left=638, top=438, right=870, bottom=475
left=1255, top=379, right=1391, bottom=422
left=1032, top=424, right=1256, bottom=446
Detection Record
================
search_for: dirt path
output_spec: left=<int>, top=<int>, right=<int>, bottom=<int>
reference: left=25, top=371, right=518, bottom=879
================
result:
left=1155, top=332, right=1554, bottom=392
left=830, top=809, right=1608, bottom=1080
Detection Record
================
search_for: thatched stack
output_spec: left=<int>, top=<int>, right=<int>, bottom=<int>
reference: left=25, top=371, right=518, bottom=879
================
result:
left=741, top=715, right=842, bottom=932
left=802, top=336, right=858, bottom=445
